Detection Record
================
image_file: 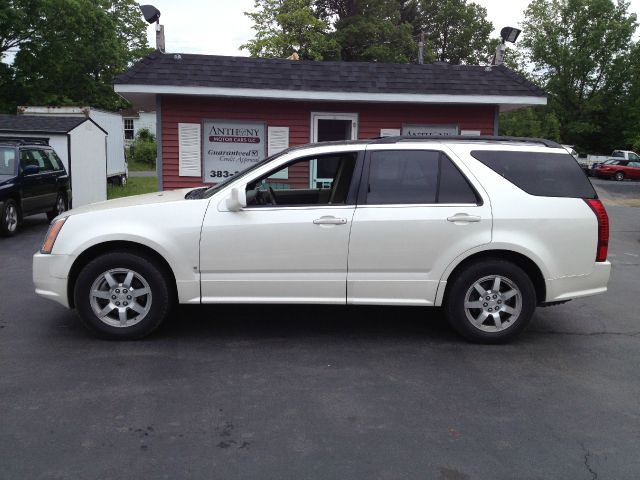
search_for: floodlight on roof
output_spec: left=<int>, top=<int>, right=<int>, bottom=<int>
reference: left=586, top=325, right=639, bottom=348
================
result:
left=500, top=27, right=521, bottom=44
left=140, top=4, right=161, bottom=24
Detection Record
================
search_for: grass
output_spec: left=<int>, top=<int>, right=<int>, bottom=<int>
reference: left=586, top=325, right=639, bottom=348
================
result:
left=127, top=159, right=156, bottom=172
left=108, top=176, right=158, bottom=200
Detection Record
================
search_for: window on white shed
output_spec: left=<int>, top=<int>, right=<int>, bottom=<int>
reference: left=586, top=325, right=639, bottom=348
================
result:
left=124, top=118, right=134, bottom=140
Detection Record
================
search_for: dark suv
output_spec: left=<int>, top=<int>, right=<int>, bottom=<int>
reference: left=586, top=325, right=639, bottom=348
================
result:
left=0, top=140, right=71, bottom=236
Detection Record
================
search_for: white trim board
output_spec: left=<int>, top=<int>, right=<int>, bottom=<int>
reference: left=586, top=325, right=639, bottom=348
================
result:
left=115, top=84, right=547, bottom=106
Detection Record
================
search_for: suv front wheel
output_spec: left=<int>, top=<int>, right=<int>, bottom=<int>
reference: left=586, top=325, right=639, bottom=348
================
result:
left=74, top=251, right=174, bottom=339
left=444, top=259, right=536, bottom=344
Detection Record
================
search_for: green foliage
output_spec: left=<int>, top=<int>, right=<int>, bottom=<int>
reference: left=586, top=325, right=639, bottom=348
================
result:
left=241, top=0, right=339, bottom=60
left=520, top=0, right=638, bottom=152
left=499, top=107, right=561, bottom=142
left=0, top=0, right=152, bottom=113
left=127, top=128, right=156, bottom=167
left=414, top=0, right=494, bottom=64
left=108, top=176, right=157, bottom=199
left=330, top=0, right=417, bottom=63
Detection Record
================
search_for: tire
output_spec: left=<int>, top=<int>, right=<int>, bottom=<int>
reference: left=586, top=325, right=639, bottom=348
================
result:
left=74, top=251, right=174, bottom=339
left=120, top=175, right=127, bottom=187
left=0, top=199, right=19, bottom=237
left=444, top=259, right=536, bottom=344
left=614, top=171, right=624, bottom=181
left=47, top=193, right=67, bottom=221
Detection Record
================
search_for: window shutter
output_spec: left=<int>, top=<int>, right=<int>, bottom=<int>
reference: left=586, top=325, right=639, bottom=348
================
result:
left=267, top=127, right=289, bottom=179
left=178, top=123, right=201, bottom=177
left=268, top=126, right=289, bottom=156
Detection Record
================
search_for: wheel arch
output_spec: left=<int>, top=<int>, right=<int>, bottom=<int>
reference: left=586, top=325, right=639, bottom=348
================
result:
left=439, top=249, right=546, bottom=306
left=67, top=240, right=178, bottom=308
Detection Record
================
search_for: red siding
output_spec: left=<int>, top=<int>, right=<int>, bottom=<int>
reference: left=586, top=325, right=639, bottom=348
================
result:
left=161, top=96, right=496, bottom=190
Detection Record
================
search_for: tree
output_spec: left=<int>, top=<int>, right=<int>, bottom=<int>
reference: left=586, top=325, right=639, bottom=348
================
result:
left=128, top=128, right=156, bottom=167
left=1, top=0, right=152, bottom=112
left=499, top=107, right=561, bottom=142
left=520, top=0, right=638, bottom=152
left=243, top=0, right=417, bottom=62
left=414, top=0, right=494, bottom=64
left=242, top=0, right=339, bottom=60
left=319, top=0, right=418, bottom=62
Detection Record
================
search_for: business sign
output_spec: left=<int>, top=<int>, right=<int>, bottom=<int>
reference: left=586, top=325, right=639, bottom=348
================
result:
left=401, top=124, right=459, bottom=137
left=202, top=119, right=266, bottom=183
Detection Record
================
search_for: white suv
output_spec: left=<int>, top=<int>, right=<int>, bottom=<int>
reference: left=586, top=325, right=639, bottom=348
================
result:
left=33, top=137, right=611, bottom=343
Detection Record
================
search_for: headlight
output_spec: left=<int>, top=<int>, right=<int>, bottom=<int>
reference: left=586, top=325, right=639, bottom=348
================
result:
left=41, top=217, right=67, bottom=254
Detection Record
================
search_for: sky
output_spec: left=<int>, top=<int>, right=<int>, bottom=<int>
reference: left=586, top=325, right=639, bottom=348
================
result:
left=144, top=0, right=640, bottom=57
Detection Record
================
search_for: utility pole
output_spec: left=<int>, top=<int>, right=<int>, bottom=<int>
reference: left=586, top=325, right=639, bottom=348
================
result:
left=418, top=31, right=424, bottom=65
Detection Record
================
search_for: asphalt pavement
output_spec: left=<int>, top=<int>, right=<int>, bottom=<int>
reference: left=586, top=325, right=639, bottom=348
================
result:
left=1, top=181, right=639, bottom=480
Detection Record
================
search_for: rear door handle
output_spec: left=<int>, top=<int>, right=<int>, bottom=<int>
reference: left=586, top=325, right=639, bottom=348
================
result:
left=313, top=216, right=347, bottom=225
left=447, top=213, right=482, bottom=223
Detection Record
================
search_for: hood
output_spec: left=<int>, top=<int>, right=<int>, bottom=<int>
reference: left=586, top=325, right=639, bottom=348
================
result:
left=63, top=188, right=197, bottom=217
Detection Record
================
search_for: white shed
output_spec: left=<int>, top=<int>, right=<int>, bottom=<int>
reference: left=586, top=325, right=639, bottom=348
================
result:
left=19, top=106, right=128, bottom=185
left=0, top=115, right=108, bottom=208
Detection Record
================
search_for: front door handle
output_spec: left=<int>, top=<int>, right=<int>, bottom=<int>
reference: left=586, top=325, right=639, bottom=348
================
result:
left=447, top=213, right=482, bottom=223
left=313, top=216, right=347, bottom=225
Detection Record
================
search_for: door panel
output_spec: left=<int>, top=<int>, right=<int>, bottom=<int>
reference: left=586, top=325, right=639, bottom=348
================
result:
left=347, top=148, right=492, bottom=306
left=200, top=206, right=355, bottom=303
left=347, top=204, right=491, bottom=305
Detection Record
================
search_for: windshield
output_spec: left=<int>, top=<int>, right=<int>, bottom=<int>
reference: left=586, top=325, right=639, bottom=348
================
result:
left=0, top=147, right=17, bottom=175
left=200, top=150, right=290, bottom=199
left=603, top=159, right=621, bottom=165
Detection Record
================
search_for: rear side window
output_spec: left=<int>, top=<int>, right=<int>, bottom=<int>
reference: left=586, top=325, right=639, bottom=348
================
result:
left=366, top=150, right=479, bottom=204
left=470, top=150, right=596, bottom=199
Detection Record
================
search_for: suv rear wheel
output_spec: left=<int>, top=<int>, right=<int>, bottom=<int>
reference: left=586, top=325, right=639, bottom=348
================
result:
left=444, top=259, right=536, bottom=344
left=74, top=251, right=174, bottom=339
left=0, top=199, right=19, bottom=237
left=47, top=193, right=67, bottom=221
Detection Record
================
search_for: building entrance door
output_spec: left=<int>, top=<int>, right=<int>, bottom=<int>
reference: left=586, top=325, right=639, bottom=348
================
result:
left=310, top=112, right=358, bottom=188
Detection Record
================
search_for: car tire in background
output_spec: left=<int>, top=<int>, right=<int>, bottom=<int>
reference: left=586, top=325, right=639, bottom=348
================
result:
left=47, top=193, right=67, bottom=221
left=0, top=199, right=19, bottom=237
left=444, top=259, right=536, bottom=344
left=614, top=171, right=625, bottom=181
left=74, top=251, right=174, bottom=339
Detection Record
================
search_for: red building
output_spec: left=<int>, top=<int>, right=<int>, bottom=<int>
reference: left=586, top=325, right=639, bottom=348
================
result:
left=114, top=54, right=546, bottom=190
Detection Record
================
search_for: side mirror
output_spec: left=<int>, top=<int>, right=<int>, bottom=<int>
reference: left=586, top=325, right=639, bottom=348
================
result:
left=225, top=188, right=246, bottom=212
left=23, top=164, right=40, bottom=176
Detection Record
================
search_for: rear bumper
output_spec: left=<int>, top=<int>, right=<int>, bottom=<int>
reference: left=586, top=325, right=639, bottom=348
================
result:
left=33, top=252, right=75, bottom=308
left=545, top=262, right=611, bottom=302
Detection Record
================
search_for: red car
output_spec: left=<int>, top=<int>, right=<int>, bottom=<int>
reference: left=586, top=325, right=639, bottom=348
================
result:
left=593, top=159, right=640, bottom=181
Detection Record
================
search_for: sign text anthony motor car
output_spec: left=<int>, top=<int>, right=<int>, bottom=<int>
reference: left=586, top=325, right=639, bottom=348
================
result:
left=203, top=120, right=266, bottom=183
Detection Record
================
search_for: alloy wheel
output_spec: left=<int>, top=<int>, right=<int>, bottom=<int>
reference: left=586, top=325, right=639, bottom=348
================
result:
left=89, top=268, right=152, bottom=328
left=463, top=275, right=522, bottom=332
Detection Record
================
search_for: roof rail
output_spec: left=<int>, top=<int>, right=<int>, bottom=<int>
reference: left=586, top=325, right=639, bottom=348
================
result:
left=370, top=135, right=562, bottom=148
left=0, top=137, right=50, bottom=146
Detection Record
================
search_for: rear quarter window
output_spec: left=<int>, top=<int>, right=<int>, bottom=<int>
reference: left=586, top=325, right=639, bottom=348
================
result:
left=470, top=150, right=596, bottom=199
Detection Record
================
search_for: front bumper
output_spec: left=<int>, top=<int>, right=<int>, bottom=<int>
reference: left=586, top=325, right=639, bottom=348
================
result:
left=545, top=261, right=612, bottom=302
left=33, top=252, right=75, bottom=308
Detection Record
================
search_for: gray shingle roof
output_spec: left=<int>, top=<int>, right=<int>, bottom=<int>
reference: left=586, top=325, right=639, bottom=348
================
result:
left=115, top=53, right=546, bottom=98
left=0, top=115, right=88, bottom=133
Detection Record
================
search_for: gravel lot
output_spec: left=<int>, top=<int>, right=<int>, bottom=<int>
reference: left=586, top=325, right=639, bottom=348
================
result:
left=1, top=181, right=639, bottom=480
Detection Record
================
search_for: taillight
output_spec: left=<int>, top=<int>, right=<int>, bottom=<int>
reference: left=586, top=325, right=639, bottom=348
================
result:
left=584, top=199, right=609, bottom=262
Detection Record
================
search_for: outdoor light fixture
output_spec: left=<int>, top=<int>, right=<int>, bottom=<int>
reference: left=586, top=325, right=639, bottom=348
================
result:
left=140, top=4, right=161, bottom=24
left=139, top=4, right=165, bottom=53
left=500, top=27, right=521, bottom=44
left=492, top=26, right=522, bottom=66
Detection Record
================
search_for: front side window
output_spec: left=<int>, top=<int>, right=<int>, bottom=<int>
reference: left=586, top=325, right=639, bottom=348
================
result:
left=365, top=150, right=479, bottom=205
left=246, top=152, right=357, bottom=207
left=628, top=152, right=640, bottom=161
